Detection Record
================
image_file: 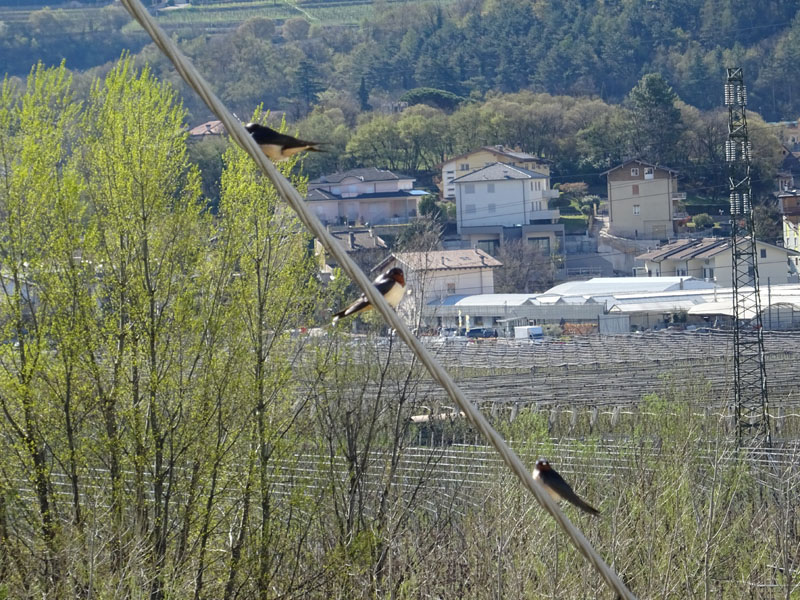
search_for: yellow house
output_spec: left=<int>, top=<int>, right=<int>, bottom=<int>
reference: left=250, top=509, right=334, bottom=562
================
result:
left=778, top=190, right=800, bottom=267
left=603, top=159, right=683, bottom=240
left=439, top=146, right=550, bottom=200
left=636, top=237, right=798, bottom=286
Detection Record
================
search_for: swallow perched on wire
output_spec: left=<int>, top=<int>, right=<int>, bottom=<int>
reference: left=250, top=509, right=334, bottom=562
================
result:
left=332, top=267, right=405, bottom=324
left=244, top=122, right=325, bottom=162
left=533, top=458, right=599, bottom=516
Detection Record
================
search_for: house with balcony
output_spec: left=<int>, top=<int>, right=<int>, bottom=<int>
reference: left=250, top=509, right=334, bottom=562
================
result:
left=439, top=146, right=551, bottom=200
left=636, top=237, right=798, bottom=286
left=452, top=162, right=563, bottom=257
left=306, top=167, right=425, bottom=226
left=603, top=159, right=683, bottom=240
left=776, top=146, right=800, bottom=193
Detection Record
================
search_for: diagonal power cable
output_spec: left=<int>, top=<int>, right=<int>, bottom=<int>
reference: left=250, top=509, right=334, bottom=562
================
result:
left=117, top=1, right=637, bottom=597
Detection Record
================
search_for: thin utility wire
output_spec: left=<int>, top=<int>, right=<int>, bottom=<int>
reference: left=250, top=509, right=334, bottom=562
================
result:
left=117, top=0, right=638, bottom=597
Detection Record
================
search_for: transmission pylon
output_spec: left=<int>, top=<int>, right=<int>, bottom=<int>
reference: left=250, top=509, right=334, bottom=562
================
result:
left=724, top=67, right=771, bottom=448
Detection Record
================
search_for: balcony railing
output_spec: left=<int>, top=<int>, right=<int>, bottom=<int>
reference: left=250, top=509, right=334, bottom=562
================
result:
left=529, top=209, right=560, bottom=222
left=671, top=192, right=687, bottom=201
left=780, top=206, right=800, bottom=217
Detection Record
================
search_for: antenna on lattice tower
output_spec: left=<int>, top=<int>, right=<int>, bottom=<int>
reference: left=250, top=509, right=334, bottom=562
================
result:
left=724, top=67, right=771, bottom=448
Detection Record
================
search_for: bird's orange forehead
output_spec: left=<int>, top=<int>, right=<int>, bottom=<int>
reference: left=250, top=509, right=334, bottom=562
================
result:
left=388, top=267, right=405, bottom=286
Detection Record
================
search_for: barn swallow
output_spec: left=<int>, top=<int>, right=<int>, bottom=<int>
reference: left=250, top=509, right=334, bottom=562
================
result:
left=332, top=267, right=405, bottom=324
left=244, top=122, right=325, bottom=162
left=533, top=458, right=599, bottom=516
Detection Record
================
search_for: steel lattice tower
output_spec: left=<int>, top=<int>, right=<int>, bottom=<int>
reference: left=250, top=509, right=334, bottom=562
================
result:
left=724, top=68, right=771, bottom=447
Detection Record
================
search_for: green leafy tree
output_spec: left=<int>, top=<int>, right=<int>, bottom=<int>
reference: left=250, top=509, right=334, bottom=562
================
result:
left=576, top=106, right=632, bottom=169
left=626, top=73, right=685, bottom=165
left=358, top=75, right=371, bottom=111
left=346, top=114, right=402, bottom=170
left=752, top=204, right=782, bottom=244
left=216, top=114, right=321, bottom=599
left=692, top=213, right=714, bottom=229
left=0, top=62, right=80, bottom=594
left=82, top=57, right=205, bottom=597
left=399, top=87, right=464, bottom=111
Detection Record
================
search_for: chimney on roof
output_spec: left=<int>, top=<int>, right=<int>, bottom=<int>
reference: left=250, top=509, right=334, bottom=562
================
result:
left=348, top=232, right=355, bottom=250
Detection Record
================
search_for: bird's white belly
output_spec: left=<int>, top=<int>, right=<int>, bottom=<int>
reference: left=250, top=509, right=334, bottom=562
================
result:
left=384, top=283, right=406, bottom=308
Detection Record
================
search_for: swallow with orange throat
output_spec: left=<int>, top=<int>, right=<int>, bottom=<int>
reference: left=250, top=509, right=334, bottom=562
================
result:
left=332, top=267, right=405, bottom=324
left=533, top=458, right=599, bottom=516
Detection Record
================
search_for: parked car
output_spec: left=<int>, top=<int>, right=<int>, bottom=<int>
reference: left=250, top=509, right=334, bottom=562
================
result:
left=466, top=328, right=498, bottom=339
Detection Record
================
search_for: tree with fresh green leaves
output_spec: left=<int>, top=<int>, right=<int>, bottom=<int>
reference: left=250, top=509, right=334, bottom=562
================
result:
left=82, top=56, right=208, bottom=599
left=215, top=113, right=322, bottom=599
left=0, top=62, right=83, bottom=594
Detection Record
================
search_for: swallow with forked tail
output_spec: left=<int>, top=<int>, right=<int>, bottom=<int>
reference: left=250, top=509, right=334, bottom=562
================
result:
left=332, top=267, right=405, bottom=324
left=245, top=122, right=325, bottom=162
left=533, top=458, right=599, bottom=516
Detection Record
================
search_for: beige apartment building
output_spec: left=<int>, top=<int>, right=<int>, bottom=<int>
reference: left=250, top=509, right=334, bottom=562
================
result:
left=603, top=159, right=683, bottom=240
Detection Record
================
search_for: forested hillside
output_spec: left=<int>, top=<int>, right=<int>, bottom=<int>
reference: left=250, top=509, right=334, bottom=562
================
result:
left=3, top=0, right=800, bottom=122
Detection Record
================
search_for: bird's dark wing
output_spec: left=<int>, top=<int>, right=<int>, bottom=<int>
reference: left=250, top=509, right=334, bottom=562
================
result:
left=373, top=275, right=396, bottom=296
left=257, top=127, right=319, bottom=149
left=550, top=470, right=599, bottom=515
left=332, top=294, right=371, bottom=321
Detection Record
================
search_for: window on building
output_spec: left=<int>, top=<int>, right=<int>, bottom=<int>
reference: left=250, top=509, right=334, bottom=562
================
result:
left=703, top=267, right=714, bottom=281
left=459, top=163, right=469, bottom=171
left=760, top=248, right=767, bottom=258
left=487, top=183, right=495, bottom=193
left=644, top=167, right=654, bottom=180
left=465, top=204, right=476, bottom=215
left=630, top=167, right=640, bottom=176
left=632, top=185, right=640, bottom=196
left=476, top=239, right=500, bottom=255
left=465, top=183, right=475, bottom=194
left=676, top=268, right=688, bottom=276
left=528, top=237, right=551, bottom=254
left=633, top=204, right=640, bottom=215
left=488, top=203, right=496, bottom=213
left=446, top=282, right=456, bottom=295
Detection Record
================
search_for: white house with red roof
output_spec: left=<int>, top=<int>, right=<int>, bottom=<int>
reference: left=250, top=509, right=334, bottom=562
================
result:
left=374, top=248, right=503, bottom=307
